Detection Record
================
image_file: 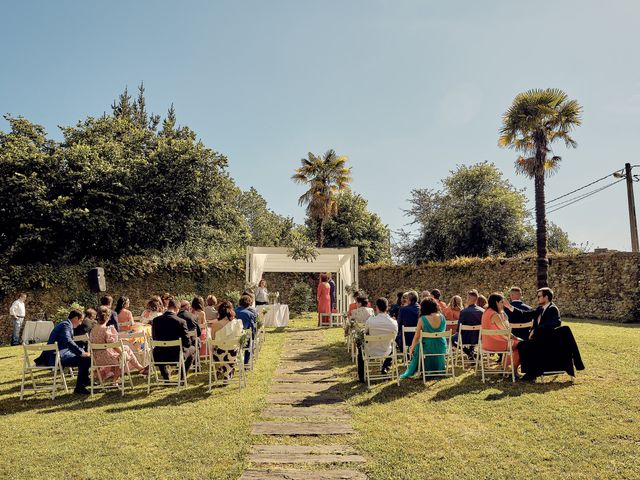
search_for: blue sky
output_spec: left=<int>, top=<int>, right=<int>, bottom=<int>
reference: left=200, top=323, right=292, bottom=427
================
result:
left=2, top=0, right=639, bottom=250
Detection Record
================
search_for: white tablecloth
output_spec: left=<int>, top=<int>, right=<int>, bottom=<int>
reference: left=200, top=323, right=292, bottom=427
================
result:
left=22, top=321, right=55, bottom=343
left=259, top=304, right=290, bottom=328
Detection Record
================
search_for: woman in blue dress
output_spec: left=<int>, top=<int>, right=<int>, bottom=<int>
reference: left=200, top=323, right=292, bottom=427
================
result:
left=400, top=298, right=447, bottom=379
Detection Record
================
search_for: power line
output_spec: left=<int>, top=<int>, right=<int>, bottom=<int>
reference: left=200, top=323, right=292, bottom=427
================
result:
left=546, top=168, right=623, bottom=205
left=547, top=178, right=625, bottom=214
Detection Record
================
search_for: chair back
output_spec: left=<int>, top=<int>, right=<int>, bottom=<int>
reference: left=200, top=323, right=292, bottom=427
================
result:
left=23, top=342, right=59, bottom=367
left=72, top=334, right=89, bottom=343
left=150, top=339, right=182, bottom=348
left=508, top=321, right=533, bottom=329
left=401, top=326, right=416, bottom=349
left=480, top=328, right=510, bottom=337
left=421, top=330, right=452, bottom=339
left=90, top=341, right=123, bottom=350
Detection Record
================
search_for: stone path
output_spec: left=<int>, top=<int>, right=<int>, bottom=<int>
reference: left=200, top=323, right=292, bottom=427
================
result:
left=240, top=328, right=367, bottom=480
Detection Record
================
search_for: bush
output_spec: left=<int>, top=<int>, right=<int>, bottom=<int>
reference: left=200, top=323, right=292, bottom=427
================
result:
left=288, top=282, right=313, bottom=318
left=52, top=302, right=85, bottom=324
left=224, top=290, right=241, bottom=306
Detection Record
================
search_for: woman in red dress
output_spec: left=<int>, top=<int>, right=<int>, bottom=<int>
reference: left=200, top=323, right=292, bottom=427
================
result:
left=317, top=273, right=331, bottom=326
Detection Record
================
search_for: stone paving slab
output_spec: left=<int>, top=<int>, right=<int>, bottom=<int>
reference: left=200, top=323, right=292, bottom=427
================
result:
left=270, top=383, right=338, bottom=393
left=266, top=393, right=344, bottom=405
left=249, top=444, right=365, bottom=464
left=240, top=469, right=366, bottom=479
left=273, top=374, right=338, bottom=383
left=262, top=405, right=349, bottom=419
left=252, top=421, right=355, bottom=435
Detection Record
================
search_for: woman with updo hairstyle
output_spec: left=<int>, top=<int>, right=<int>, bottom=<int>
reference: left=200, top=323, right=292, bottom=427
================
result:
left=481, top=293, right=521, bottom=370
left=205, top=295, right=218, bottom=322
left=400, top=297, right=447, bottom=379
left=209, top=301, right=244, bottom=380
left=141, top=297, right=163, bottom=324
left=444, top=295, right=463, bottom=333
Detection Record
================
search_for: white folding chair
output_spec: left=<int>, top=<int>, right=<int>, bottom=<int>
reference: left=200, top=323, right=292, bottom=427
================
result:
left=445, top=320, right=458, bottom=333
left=478, top=328, right=516, bottom=383
left=330, top=313, right=344, bottom=328
left=187, top=331, right=202, bottom=373
left=147, top=339, right=188, bottom=393
left=319, top=313, right=332, bottom=327
left=401, top=326, right=417, bottom=365
left=207, top=337, right=246, bottom=391
left=363, top=334, right=400, bottom=389
left=89, top=340, right=133, bottom=396
left=20, top=343, right=68, bottom=400
left=456, top=324, right=482, bottom=369
left=508, top=321, right=533, bottom=340
left=255, top=322, right=266, bottom=358
left=241, top=329, right=255, bottom=372
left=118, top=331, right=150, bottom=367
left=67, top=334, right=90, bottom=378
left=419, top=330, right=455, bottom=383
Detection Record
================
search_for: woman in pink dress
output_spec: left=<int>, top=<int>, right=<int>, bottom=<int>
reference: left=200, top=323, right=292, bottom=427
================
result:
left=317, top=273, right=331, bottom=326
left=89, top=306, right=146, bottom=381
left=481, top=293, right=520, bottom=370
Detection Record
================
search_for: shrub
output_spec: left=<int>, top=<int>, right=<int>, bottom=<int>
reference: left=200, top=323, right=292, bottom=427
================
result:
left=224, top=290, right=241, bottom=306
left=288, top=281, right=313, bottom=318
left=52, top=302, right=85, bottom=324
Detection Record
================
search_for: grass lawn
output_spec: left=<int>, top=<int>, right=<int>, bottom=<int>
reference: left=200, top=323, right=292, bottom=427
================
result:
left=0, top=316, right=638, bottom=479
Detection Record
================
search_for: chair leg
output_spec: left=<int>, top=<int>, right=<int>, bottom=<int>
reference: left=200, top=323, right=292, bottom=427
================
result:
left=52, top=363, right=58, bottom=400
left=20, top=369, right=26, bottom=400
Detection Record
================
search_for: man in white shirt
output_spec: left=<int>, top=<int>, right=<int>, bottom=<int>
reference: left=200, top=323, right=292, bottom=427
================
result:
left=351, top=297, right=374, bottom=324
left=9, top=292, right=27, bottom=345
left=364, top=298, right=398, bottom=375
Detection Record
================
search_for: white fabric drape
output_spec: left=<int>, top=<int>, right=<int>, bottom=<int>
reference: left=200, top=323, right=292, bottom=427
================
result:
left=250, top=254, right=267, bottom=285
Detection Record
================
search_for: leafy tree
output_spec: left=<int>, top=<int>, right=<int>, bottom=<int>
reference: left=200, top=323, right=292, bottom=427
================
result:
left=398, top=162, right=534, bottom=262
left=305, top=191, right=390, bottom=264
left=237, top=187, right=295, bottom=247
left=292, top=149, right=352, bottom=247
left=499, top=88, right=582, bottom=287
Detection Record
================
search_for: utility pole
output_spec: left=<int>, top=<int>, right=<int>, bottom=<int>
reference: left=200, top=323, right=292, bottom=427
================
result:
left=625, top=163, right=639, bottom=252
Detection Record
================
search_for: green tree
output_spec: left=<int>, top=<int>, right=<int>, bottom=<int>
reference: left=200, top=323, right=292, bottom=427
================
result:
left=237, top=187, right=295, bottom=247
left=499, top=88, right=582, bottom=287
left=305, top=191, right=390, bottom=264
left=292, top=149, right=352, bottom=247
left=399, top=162, right=534, bottom=262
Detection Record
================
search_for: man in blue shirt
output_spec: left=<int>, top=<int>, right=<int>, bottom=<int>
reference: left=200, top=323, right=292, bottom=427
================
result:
left=35, top=309, right=91, bottom=394
left=396, top=291, right=420, bottom=353
left=235, top=294, right=257, bottom=365
left=505, top=286, right=532, bottom=340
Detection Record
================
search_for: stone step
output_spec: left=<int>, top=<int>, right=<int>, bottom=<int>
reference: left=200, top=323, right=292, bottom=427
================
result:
left=249, top=445, right=365, bottom=464
left=252, top=421, right=355, bottom=435
left=270, top=383, right=337, bottom=394
left=266, top=393, right=344, bottom=405
left=240, top=469, right=366, bottom=479
left=262, top=405, right=349, bottom=419
left=273, top=374, right=337, bottom=383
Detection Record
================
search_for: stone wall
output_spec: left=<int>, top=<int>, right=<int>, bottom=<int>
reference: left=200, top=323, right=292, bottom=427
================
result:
left=359, top=252, right=640, bottom=323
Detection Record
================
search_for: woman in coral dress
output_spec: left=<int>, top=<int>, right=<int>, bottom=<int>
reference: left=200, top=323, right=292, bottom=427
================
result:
left=481, top=293, right=520, bottom=370
left=89, top=306, right=146, bottom=381
left=317, top=273, right=331, bottom=326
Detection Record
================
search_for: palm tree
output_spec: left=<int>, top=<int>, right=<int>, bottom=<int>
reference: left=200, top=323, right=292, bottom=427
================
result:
left=292, top=149, right=352, bottom=247
left=499, top=88, right=582, bottom=288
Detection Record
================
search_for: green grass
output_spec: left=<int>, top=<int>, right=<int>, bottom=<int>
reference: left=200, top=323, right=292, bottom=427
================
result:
left=1, top=317, right=638, bottom=479
left=0, top=326, right=288, bottom=480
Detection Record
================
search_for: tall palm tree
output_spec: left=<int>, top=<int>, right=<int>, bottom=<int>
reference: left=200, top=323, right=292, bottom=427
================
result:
left=499, top=88, right=582, bottom=288
left=292, top=149, right=352, bottom=247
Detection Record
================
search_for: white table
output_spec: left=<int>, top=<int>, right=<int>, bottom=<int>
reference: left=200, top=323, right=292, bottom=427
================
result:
left=258, top=304, right=290, bottom=328
left=22, top=320, right=55, bottom=343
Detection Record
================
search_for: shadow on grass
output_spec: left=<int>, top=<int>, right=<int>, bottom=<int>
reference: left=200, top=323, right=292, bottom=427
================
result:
left=565, top=317, right=640, bottom=329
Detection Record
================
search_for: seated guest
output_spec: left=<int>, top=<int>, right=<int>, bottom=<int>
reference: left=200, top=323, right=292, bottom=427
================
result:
left=100, top=295, right=119, bottom=332
left=444, top=295, right=463, bottom=334
left=236, top=294, right=257, bottom=365
left=400, top=298, right=446, bottom=379
left=191, top=296, right=208, bottom=357
left=396, top=291, right=420, bottom=353
left=161, top=292, right=172, bottom=311
left=481, top=293, right=521, bottom=371
left=89, top=306, right=147, bottom=381
left=151, top=298, right=196, bottom=380
left=210, top=301, right=244, bottom=380
left=205, top=295, right=219, bottom=322
left=420, top=290, right=431, bottom=301
left=431, top=289, right=448, bottom=313
left=178, top=301, right=201, bottom=347
left=477, top=295, right=488, bottom=310
left=389, top=292, right=404, bottom=319
left=453, top=289, right=484, bottom=358
left=347, top=291, right=361, bottom=317
left=115, top=296, right=134, bottom=326
left=73, top=308, right=97, bottom=351
left=141, top=297, right=163, bottom=324
left=35, top=309, right=91, bottom=394
left=504, top=287, right=583, bottom=381
left=363, top=298, right=398, bottom=378
left=351, top=296, right=374, bottom=324
left=505, top=286, right=532, bottom=340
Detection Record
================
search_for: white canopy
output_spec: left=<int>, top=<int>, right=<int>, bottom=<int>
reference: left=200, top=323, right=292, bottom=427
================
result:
left=246, top=246, right=359, bottom=313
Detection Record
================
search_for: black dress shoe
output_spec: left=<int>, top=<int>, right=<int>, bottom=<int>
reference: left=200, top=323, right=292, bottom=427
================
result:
left=74, top=386, right=90, bottom=395
left=521, top=374, right=537, bottom=382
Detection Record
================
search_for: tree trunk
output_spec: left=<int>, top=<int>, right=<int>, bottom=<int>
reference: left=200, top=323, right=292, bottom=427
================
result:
left=316, top=219, right=324, bottom=248
left=534, top=159, right=549, bottom=288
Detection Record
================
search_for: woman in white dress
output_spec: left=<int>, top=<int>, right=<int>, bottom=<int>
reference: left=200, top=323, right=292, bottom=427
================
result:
left=210, top=301, right=244, bottom=380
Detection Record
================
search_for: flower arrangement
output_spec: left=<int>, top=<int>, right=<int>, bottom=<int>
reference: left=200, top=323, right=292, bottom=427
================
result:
left=267, top=291, right=280, bottom=304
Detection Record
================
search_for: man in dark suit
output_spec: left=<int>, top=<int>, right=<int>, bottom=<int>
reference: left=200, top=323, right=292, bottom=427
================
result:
left=328, top=273, right=336, bottom=311
left=505, top=287, right=561, bottom=381
left=236, top=294, right=257, bottom=365
left=454, top=289, right=484, bottom=357
left=396, top=291, right=420, bottom=353
left=151, top=298, right=196, bottom=380
left=35, top=309, right=91, bottom=394
left=505, top=286, right=532, bottom=340
left=177, top=300, right=201, bottom=348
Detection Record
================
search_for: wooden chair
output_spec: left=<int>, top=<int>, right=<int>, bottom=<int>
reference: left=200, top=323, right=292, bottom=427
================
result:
left=207, top=337, right=246, bottom=391
left=67, top=334, right=90, bottom=378
left=89, top=340, right=134, bottom=396
left=419, top=330, right=455, bottom=383
left=20, top=343, right=68, bottom=400
left=478, top=328, right=516, bottom=383
left=147, top=339, right=188, bottom=393
left=118, top=331, right=150, bottom=367
left=362, top=334, right=400, bottom=389
left=456, top=324, right=482, bottom=369
left=187, top=331, right=202, bottom=373
left=509, top=321, right=533, bottom=340
left=401, top=326, right=417, bottom=365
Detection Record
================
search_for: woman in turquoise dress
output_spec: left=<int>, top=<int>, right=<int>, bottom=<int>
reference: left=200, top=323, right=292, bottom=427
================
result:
left=400, top=298, right=447, bottom=379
